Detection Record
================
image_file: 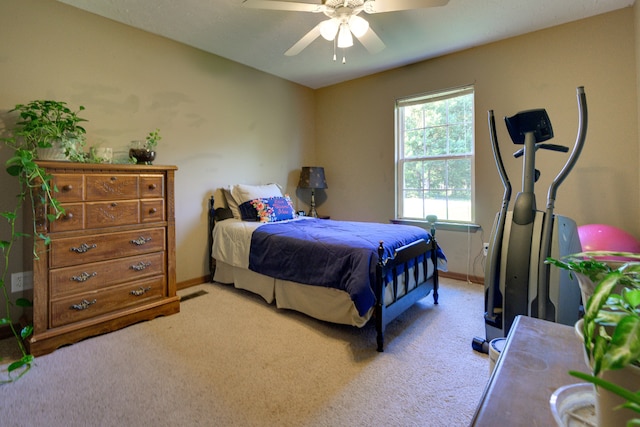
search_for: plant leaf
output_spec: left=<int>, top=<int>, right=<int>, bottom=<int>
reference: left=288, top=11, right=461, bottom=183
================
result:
left=586, top=271, right=624, bottom=322
left=602, top=316, right=640, bottom=371
left=20, top=325, right=33, bottom=339
left=595, top=310, right=626, bottom=326
left=16, top=298, right=32, bottom=307
left=0, top=211, right=17, bottom=221
left=625, top=289, right=640, bottom=309
left=593, top=332, right=608, bottom=375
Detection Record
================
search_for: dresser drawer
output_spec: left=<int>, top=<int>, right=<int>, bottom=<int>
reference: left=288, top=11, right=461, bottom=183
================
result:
left=52, top=174, right=84, bottom=202
left=50, top=252, right=165, bottom=298
left=50, top=276, right=165, bottom=328
left=86, top=174, right=139, bottom=201
left=140, top=175, right=164, bottom=199
left=141, top=199, right=165, bottom=223
left=85, top=200, right=140, bottom=228
left=49, top=203, right=85, bottom=233
left=50, top=228, right=166, bottom=268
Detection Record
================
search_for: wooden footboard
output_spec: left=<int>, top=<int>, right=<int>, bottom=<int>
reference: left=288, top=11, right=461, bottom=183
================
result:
left=374, top=237, right=439, bottom=352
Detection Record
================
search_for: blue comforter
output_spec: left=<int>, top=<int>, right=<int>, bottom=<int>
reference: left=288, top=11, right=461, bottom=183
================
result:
left=248, top=218, right=443, bottom=316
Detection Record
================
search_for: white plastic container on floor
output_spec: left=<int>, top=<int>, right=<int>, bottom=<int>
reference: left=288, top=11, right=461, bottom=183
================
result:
left=489, top=337, right=506, bottom=374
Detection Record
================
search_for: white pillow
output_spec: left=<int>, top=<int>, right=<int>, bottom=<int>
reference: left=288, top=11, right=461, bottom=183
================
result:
left=222, top=188, right=240, bottom=219
left=230, top=183, right=283, bottom=204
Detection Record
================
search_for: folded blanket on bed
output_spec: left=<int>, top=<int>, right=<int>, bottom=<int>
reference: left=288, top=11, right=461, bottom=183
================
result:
left=248, top=218, right=445, bottom=316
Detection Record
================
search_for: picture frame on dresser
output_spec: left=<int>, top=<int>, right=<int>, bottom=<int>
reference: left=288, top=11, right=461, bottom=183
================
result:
left=26, top=161, right=180, bottom=356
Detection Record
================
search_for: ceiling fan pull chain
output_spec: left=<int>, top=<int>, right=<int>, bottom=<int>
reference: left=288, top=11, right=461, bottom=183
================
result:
left=333, top=38, right=337, bottom=61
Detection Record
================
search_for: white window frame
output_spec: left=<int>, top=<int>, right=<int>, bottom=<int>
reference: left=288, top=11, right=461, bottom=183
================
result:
left=395, top=85, right=475, bottom=224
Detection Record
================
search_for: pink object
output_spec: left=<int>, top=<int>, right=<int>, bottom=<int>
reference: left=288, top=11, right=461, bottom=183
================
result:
left=578, top=224, right=640, bottom=252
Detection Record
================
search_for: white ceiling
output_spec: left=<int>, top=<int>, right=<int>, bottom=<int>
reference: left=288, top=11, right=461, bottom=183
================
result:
left=58, top=0, right=635, bottom=89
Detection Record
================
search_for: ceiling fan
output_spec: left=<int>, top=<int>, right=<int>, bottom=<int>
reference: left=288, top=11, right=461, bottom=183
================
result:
left=242, top=0, right=449, bottom=59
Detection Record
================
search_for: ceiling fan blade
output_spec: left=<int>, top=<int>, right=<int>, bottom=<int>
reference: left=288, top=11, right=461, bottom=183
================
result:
left=242, top=0, right=324, bottom=13
left=285, top=24, right=322, bottom=56
left=356, top=27, right=385, bottom=54
left=364, top=0, right=449, bottom=14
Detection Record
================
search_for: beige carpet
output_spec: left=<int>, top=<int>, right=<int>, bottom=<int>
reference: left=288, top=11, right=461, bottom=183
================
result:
left=0, top=278, right=489, bottom=427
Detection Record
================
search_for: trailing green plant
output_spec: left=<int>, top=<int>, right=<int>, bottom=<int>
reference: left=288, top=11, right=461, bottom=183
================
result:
left=547, top=251, right=640, bottom=423
left=1, top=107, right=67, bottom=383
left=145, top=128, right=161, bottom=150
left=8, top=100, right=88, bottom=162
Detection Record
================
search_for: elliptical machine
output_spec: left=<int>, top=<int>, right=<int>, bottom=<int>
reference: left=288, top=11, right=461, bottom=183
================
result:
left=472, top=87, right=588, bottom=353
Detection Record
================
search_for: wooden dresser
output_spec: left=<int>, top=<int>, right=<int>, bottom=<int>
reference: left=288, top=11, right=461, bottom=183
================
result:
left=471, top=316, right=585, bottom=426
left=26, top=161, right=180, bottom=356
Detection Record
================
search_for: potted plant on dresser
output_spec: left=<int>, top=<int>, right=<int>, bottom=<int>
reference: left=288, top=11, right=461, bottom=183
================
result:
left=129, top=128, right=161, bottom=165
left=547, top=252, right=640, bottom=426
left=8, top=100, right=88, bottom=162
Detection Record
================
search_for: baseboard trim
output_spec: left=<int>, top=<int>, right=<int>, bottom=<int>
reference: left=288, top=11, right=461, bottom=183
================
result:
left=440, top=271, right=483, bottom=285
left=177, top=275, right=209, bottom=290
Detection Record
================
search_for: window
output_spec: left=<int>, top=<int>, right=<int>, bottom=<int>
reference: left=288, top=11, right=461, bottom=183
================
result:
left=395, top=86, right=474, bottom=223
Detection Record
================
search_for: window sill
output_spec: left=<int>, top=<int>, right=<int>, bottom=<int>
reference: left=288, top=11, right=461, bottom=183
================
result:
left=391, top=219, right=481, bottom=233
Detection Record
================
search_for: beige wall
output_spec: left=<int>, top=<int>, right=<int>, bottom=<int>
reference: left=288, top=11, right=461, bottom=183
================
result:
left=316, top=7, right=639, bottom=277
left=0, top=0, right=638, bottom=308
left=0, top=0, right=315, bottom=316
left=637, top=4, right=640, bottom=211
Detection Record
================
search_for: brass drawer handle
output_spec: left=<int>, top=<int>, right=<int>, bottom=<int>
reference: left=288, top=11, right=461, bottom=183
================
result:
left=70, top=243, right=97, bottom=253
left=111, top=202, right=118, bottom=207
left=148, top=183, right=157, bottom=190
left=70, top=299, right=97, bottom=311
left=131, top=261, right=151, bottom=271
left=130, top=286, right=151, bottom=296
left=63, top=212, right=74, bottom=220
left=71, top=272, right=97, bottom=282
left=62, top=184, right=73, bottom=192
left=130, top=236, right=151, bottom=246
left=149, top=207, right=157, bottom=214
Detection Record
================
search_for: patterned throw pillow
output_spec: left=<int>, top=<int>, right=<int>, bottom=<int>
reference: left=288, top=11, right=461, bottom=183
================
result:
left=239, top=195, right=296, bottom=223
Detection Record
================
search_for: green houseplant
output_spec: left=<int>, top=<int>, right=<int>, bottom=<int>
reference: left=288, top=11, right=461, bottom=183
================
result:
left=129, top=128, right=161, bottom=165
left=546, top=251, right=640, bottom=425
left=1, top=103, right=69, bottom=383
left=8, top=100, right=88, bottom=162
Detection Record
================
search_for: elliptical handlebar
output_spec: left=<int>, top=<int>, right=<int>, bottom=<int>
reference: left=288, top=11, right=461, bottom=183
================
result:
left=512, top=143, right=569, bottom=159
left=484, top=110, right=512, bottom=326
left=546, top=87, right=588, bottom=206
left=538, top=143, right=570, bottom=153
left=537, top=86, right=588, bottom=320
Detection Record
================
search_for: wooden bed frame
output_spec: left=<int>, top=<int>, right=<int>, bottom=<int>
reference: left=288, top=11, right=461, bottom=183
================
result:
left=208, top=196, right=440, bottom=351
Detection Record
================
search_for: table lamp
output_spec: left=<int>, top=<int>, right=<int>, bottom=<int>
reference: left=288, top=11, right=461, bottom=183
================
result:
left=298, top=166, right=327, bottom=218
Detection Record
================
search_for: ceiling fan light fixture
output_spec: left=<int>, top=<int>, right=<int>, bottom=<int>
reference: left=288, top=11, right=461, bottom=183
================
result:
left=337, top=23, right=353, bottom=48
left=319, top=19, right=339, bottom=41
left=348, top=15, right=369, bottom=38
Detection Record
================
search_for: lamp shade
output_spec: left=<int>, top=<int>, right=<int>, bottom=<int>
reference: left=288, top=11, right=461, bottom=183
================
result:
left=337, top=23, right=353, bottom=48
left=348, top=15, right=369, bottom=38
left=298, top=167, right=328, bottom=190
left=319, top=19, right=339, bottom=41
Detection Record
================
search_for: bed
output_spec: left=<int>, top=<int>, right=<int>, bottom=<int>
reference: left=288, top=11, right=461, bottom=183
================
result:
left=208, top=184, right=447, bottom=351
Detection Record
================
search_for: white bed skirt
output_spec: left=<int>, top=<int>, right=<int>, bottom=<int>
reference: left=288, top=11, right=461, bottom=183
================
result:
left=213, top=258, right=436, bottom=328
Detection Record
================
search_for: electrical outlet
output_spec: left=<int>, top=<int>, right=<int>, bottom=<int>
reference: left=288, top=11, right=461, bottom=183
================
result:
left=483, top=243, right=489, bottom=257
left=11, top=271, right=33, bottom=292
